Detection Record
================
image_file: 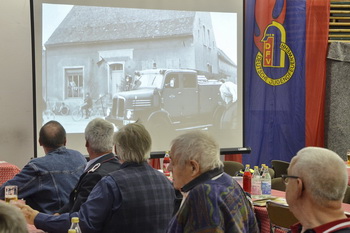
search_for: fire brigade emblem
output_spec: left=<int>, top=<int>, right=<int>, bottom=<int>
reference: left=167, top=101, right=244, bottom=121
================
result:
left=255, top=21, right=295, bottom=86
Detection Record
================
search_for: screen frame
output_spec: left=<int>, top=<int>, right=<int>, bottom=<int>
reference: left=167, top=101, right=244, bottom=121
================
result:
left=30, top=0, right=245, bottom=157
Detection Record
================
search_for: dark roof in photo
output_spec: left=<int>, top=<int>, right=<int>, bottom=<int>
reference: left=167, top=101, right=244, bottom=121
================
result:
left=45, top=6, right=197, bottom=46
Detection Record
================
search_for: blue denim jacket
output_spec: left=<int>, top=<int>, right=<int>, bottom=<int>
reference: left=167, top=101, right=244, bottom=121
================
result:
left=0, top=146, right=86, bottom=214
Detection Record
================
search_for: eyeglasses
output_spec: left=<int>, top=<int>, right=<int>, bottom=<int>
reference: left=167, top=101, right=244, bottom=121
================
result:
left=281, top=174, right=299, bottom=184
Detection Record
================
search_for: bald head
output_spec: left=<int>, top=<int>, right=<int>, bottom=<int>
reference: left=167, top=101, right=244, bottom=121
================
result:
left=39, top=121, right=66, bottom=149
left=290, top=147, right=347, bottom=204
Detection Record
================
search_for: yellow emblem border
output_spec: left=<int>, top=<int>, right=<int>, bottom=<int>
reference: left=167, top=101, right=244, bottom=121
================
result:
left=255, top=42, right=295, bottom=86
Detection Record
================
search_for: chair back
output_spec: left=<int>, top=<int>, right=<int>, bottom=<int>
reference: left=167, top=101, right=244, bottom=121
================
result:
left=271, top=160, right=290, bottom=178
left=268, top=167, right=275, bottom=179
left=271, top=177, right=286, bottom=192
left=343, top=186, right=350, bottom=204
left=223, top=161, right=244, bottom=176
left=266, top=201, right=298, bottom=232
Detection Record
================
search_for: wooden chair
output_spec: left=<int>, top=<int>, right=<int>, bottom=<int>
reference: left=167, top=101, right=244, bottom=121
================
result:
left=266, top=201, right=298, bottom=232
left=271, top=160, right=290, bottom=178
left=271, top=177, right=286, bottom=192
left=223, top=161, right=244, bottom=176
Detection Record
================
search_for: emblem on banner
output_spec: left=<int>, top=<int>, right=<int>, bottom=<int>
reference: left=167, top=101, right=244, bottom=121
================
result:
left=255, top=21, right=295, bottom=86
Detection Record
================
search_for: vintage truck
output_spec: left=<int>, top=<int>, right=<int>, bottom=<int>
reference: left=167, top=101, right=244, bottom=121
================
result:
left=105, top=68, right=229, bottom=145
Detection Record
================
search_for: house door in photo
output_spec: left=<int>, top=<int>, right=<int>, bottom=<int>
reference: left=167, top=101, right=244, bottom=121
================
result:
left=109, top=63, right=124, bottom=95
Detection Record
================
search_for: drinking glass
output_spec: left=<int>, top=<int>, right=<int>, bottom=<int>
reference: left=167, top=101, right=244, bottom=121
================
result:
left=4, top=185, right=18, bottom=203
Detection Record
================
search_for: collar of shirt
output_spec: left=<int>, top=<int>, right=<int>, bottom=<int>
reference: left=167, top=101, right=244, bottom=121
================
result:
left=179, top=167, right=224, bottom=208
left=291, top=218, right=350, bottom=233
left=180, top=167, right=223, bottom=193
left=85, top=153, right=111, bottom=172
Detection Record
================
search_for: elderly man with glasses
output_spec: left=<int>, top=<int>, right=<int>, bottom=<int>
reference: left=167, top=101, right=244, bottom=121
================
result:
left=285, top=147, right=350, bottom=233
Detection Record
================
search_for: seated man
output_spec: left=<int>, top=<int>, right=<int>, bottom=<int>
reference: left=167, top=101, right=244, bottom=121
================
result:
left=0, top=121, right=86, bottom=214
left=16, top=123, right=175, bottom=233
left=285, top=147, right=350, bottom=232
left=166, top=131, right=259, bottom=233
left=57, top=118, right=121, bottom=214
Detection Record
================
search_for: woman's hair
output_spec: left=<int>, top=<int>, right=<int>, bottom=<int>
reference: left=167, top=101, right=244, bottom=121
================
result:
left=85, top=118, right=114, bottom=153
left=114, top=123, right=151, bottom=163
left=292, top=147, right=347, bottom=205
left=170, top=131, right=223, bottom=172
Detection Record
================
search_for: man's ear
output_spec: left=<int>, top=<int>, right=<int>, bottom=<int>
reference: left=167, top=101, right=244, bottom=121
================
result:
left=296, top=178, right=304, bottom=198
left=189, top=160, right=200, bottom=176
left=85, top=140, right=89, bottom=148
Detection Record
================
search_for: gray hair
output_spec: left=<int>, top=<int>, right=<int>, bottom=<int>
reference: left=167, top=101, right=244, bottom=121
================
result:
left=0, top=201, right=28, bottom=233
left=170, top=131, right=223, bottom=172
left=114, top=123, right=151, bottom=163
left=85, top=118, right=114, bottom=153
left=291, top=147, right=347, bottom=205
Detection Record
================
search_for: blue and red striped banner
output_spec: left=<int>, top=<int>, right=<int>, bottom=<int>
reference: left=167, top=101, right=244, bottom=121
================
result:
left=243, top=0, right=329, bottom=166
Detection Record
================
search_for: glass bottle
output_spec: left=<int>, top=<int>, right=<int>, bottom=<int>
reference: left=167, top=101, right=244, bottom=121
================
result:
left=69, top=217, right=82, bottom=233
left=261, top=165, right=271, bottom=198
left=251, top=165, right=262, bottom=199
left=163, top=151, right=171, bottom=176
left=243, top=164, right=252, bottom=193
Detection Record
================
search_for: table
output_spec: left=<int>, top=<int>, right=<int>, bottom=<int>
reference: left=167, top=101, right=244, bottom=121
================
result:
left=0, top=161, right=20, bottom=185
left=254, top=189, right=350, bottom=233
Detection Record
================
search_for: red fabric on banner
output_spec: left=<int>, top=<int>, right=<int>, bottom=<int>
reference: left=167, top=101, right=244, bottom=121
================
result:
left=305, top=0, right=329, bottom=147
left=148, top=158, right=161, bottom=169
left=224, top=154, right=242, bottom=163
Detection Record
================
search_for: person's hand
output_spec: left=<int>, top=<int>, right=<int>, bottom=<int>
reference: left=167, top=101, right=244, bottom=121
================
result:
left=11, top=201, right=39, bottom=225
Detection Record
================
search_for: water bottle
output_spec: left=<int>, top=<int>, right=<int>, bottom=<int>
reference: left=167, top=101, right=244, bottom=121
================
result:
left=261, top=165, right=271, bottom=198
left=163, top=151, right=171, bottom=177
left=69, top=217, right=82, bottom=233
left=251, top=166, right=262, bottom=199
left=243, top=164, right=252, bottom=193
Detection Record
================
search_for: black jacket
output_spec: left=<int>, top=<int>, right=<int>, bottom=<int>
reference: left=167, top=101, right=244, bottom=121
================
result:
left=58, top=153, right=121, bottom=213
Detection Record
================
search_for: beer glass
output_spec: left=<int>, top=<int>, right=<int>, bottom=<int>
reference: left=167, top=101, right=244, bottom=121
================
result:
left=4, top=185, right=18, bottom=203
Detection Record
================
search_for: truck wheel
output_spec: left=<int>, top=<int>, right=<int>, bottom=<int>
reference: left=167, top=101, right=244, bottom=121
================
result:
left=213, top=106, right=225, bottom=129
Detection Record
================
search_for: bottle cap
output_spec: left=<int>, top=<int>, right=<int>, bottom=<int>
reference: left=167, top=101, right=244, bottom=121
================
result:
left=71, top=217, right=79, bottom=223
left=68, top=230, right=77, bottom=233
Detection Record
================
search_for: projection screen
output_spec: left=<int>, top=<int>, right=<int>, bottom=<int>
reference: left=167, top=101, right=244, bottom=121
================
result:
left=31, top=0, right=244, bottom=156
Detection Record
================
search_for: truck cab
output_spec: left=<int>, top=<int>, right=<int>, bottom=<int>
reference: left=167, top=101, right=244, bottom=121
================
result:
left=106, top=68, right=223, bottom=133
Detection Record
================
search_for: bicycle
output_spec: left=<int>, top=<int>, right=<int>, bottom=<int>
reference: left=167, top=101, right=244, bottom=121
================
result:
left=71, top=94, right=109, bottom=121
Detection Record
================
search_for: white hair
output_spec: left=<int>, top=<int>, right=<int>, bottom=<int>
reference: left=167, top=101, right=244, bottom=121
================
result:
left=291, top=147, right=347, bottom=205
left=0, top=201, right=28, bottom=233
left=170, top=131, right=223, bottom=172
left=85, top=118, right=114, bottom=153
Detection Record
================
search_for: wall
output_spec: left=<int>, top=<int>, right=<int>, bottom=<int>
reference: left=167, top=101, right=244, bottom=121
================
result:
left=0, top=0, right=34, bottom=168
left=325, top=42, right=350, bottom=161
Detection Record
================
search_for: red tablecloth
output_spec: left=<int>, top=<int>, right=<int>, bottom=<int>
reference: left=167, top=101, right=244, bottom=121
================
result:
left=0, top=161, right=20, bottom=185
left=254, top=189, right=350, bottom=233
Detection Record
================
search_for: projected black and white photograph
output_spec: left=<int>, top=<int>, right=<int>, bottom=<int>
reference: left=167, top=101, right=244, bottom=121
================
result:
left=38, top=3, right=240, bottom=151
